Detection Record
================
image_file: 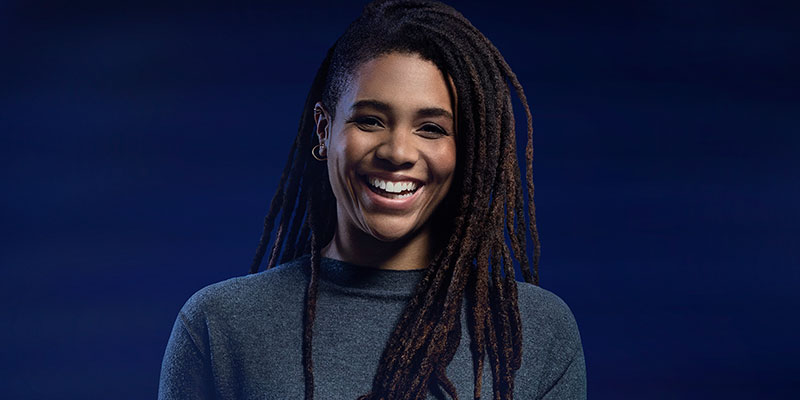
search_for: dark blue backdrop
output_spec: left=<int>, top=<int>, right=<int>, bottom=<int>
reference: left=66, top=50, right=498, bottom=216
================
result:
left=2, top=0, right=798, bottom=398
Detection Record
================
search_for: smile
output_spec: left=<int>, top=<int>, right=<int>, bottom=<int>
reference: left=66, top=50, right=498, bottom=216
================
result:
left=364, top=176, right=421, bottom=199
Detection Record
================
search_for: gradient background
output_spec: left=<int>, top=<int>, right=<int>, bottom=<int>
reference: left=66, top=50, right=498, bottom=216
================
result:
left=2, top=0, right=798, bottom=398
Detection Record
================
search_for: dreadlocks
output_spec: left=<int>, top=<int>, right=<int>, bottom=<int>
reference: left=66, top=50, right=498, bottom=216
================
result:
left=249, top=1, right=540, bottom=399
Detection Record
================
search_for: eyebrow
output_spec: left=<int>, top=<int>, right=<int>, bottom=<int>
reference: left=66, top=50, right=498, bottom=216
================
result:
left=350, top=99, right=453, bottom=121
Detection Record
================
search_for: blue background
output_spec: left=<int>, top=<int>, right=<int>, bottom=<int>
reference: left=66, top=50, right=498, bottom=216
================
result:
left=2, top=0, right=798, bottom=398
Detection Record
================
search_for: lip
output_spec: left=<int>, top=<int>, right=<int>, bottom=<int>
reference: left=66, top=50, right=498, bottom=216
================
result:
left=359, top=171, right=425, bottom=186
left=358, top=173, right=424, bottom=212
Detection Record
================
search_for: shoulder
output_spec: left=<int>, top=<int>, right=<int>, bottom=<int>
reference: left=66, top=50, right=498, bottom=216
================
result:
left=514, top=281, right=586, bottom=396
left=514, top=281, right=582, bottom=352
left=179, top=256, right=310, bottom=324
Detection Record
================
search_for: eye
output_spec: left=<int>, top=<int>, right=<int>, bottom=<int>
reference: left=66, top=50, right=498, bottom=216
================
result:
left=351, top=116, right=384, bottom=131
left=418, top=123, right=449, bottom=138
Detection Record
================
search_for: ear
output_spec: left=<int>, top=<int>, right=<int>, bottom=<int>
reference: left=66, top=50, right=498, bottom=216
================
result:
left=313, top=102, right=332, bottom=149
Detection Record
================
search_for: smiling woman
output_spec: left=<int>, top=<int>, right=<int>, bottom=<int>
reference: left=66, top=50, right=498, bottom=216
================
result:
left=159, top=1, right=586, bottom=399
left=318, top=53, right=457, bottom=265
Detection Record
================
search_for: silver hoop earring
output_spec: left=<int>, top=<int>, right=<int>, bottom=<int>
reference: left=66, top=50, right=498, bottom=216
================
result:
left=311, top=144, right=327, bottom=161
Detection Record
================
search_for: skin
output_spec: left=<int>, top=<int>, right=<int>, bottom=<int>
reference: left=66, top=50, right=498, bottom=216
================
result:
left=313, top=52, right=457, bottom=271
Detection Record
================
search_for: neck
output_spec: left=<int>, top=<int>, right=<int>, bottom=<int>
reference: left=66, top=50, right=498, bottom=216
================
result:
left=321, top=222, right=435, bottom=271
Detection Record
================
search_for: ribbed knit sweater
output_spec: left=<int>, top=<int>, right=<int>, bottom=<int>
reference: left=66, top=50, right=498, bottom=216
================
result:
left=158, top=255, right=586, bottom=399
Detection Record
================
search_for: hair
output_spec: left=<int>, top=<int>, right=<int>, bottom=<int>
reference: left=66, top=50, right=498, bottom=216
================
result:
left=249, top=1, right=541, bottom=399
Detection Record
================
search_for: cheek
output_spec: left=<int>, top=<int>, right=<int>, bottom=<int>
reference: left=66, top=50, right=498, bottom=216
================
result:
left=429, top=140, right=457, bottom=183
left=326, top=131, right=353, bottom=196
left=337, top=130, right=373, bottom=171
left=330, top=129, right=373, bottom=190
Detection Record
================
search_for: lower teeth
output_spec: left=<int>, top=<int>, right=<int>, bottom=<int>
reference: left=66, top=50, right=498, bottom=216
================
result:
left=386, top=192, right=413, bottom=199
left=370, top=185, right=415, bottom=199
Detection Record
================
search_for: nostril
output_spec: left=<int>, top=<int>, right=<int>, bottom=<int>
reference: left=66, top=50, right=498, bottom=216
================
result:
left=375, top=138, right=417, bottom=166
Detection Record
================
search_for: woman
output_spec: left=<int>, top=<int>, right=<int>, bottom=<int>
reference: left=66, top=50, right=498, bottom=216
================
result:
left=159, top=1, right=586, bottom=399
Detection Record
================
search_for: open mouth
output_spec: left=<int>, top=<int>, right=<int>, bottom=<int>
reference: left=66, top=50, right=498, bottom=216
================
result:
left=362, top=175, right=421, bottom=200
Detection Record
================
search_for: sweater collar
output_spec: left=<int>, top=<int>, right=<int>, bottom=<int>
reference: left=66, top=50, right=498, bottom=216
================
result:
left=316, top=256, right=426, bottom=296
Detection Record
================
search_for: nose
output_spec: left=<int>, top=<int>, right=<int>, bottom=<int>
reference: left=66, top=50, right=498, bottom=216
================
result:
left=375, top=129, right=417, bottom=167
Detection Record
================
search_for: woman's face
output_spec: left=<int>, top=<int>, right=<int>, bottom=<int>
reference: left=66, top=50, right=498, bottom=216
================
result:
left=315, top=52, right=457, bottom=242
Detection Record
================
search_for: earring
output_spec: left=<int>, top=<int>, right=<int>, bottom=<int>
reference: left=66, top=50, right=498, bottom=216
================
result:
left=311, top=144, right=327, bottom=161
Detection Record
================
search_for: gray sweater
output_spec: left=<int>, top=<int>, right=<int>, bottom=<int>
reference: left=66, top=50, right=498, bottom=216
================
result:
left=158, top=256, right=586, bottom=399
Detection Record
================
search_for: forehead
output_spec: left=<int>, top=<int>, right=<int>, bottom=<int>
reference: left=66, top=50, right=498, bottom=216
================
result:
left=338, top=53, right=455, bottom=115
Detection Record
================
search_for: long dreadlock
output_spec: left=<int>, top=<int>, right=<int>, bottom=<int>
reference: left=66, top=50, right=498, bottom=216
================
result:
left=249, top=1, right=541, bottom=399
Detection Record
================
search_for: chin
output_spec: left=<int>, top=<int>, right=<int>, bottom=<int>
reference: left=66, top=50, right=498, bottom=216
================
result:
left=364, top=221, right=417, bottom=243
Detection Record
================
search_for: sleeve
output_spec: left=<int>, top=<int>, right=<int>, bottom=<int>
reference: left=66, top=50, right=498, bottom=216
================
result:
left=538, top=298, right=587, bottom=400
left=539, top=344, right=587, bottom=400
left=158, top=312, right=215, bottom=400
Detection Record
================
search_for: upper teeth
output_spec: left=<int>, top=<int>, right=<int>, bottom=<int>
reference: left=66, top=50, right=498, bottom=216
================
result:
left=368, top=177, right=419, bottom=193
